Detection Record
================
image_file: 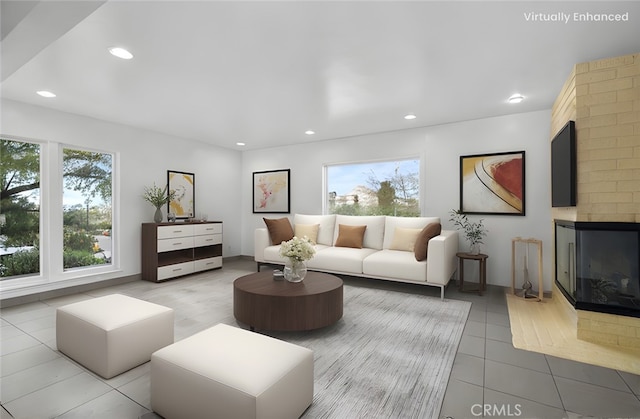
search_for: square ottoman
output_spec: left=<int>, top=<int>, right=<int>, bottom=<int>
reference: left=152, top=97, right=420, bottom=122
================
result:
left=151, top=323, right=314, bottom=419
left=56, top=293, right=174, bottom=379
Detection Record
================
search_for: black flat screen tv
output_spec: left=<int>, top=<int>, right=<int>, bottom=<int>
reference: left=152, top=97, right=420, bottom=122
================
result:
left=551, top=120, right=576, bottom=207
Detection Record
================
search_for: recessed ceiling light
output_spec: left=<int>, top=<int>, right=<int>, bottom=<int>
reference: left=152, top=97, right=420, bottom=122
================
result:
left=305, top=130, right=315, bottom=135
left=108, top=47, right=133, bottom=60
left=36, top=90, right=56, bottom=98
left=508, top=94, right=525, bottom=104
left=236, top=142, right=246, bottom=146
left=404, top=114, right=417, bottom=120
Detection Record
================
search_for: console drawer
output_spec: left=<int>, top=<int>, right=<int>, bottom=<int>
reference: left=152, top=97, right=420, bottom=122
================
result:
left=157, top=261, right=194, bottom=281
left=158, top=236, right=195, bottom=252
left=194, top=223, right=222, bottom=236
left=194, top=234, right=222, bottom=247
left=158, top=225, right=194, bottom=239
left=194, top=256, right=222, bottom=272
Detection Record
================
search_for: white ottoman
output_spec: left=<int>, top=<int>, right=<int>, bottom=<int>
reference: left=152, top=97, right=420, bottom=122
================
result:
left=56, top=294, right=174, bottom=379
left=151, top=323, right=314, bottom=419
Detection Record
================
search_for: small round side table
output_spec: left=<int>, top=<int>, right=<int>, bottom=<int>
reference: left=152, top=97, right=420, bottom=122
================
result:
left=456, top=252, right=488, bottom=296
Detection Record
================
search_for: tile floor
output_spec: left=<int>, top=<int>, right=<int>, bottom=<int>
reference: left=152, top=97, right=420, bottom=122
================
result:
left=1, top=259, right=639, bottom=419
left=440, top=286, right=640, bottom=419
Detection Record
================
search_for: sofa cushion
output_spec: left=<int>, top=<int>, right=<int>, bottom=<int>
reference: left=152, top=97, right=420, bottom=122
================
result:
left=294, top=223, right=319, bottom=244
left=308, top=246, right=377, bottom=274
left=334, top=215, right=385, bottom=249
left=263, top=218, right=294, bottom=245
left=382, top=216, right=440, bottom=249
left=363, top=250, right=428, bottom=282
left=389, top=227, right=422, bottom=252
left=294, top=214, right=336, bottom=246
left=335, top=224, right=367, bottom=248
left=414, top=223, right=442, bottom=261
left=263, top=245, right=286, bottom=263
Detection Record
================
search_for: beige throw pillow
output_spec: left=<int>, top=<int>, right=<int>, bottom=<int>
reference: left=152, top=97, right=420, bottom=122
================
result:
left=263, top=217, right=294, bottom=245
left=389, top=227, right=422, bottom=252
left=334, top=224, right=367, bottom=249
left=294, top=223, right=320, bottom=244
left=414, top=223, right=442, bottom=261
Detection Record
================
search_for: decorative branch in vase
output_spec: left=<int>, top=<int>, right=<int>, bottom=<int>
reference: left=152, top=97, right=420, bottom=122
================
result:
left=143, top=184, right=176, bottom=223
left=449, top=209, right=488, bottom=255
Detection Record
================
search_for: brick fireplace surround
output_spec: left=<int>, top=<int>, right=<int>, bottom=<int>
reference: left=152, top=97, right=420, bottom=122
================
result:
left=551, top=52, right=640, bottom=349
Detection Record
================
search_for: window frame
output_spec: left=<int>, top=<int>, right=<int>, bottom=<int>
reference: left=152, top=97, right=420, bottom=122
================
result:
left=61, top=144, right=115, bottom=273
left=0, top=136, right=44, bottom=284
left=0, top=136, right=120, bottom=292
left=323, top=156, right=423, bottom=216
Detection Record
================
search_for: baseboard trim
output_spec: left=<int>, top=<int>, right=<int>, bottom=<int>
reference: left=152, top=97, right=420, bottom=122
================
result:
left=0, top=274, right=140, bottom=308
left=0, top=256, right=251, bottom=308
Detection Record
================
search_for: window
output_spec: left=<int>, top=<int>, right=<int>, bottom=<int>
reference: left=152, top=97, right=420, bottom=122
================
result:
left=0, top=138, right=41, bottom=278
left=62, top=148, right=113, bottom=270
left=325, top=158, right=420, bottom=216
left=1, top=137, right=117, bottom=284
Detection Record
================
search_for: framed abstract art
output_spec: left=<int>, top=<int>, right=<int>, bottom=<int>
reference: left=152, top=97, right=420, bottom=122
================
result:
left=253, top=169, right=290, bottom=213
left=459, top=151, right=525, bottom=215
left=167, top=170, right=195, bottom=219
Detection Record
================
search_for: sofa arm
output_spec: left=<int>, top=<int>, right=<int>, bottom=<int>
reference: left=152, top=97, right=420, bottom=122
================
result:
left=426, top=230, right=459, bottom=286
left=254, top=228, right=271, bottom=262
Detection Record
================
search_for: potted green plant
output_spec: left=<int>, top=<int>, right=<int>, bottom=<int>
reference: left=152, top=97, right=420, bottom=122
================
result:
left=449, top=209, right=487, bottom=255
left=143, top=184, right=176, bottom=223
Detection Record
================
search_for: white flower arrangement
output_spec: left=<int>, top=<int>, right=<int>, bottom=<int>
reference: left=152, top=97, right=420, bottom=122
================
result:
left=279, top=236, right=316, bottom=262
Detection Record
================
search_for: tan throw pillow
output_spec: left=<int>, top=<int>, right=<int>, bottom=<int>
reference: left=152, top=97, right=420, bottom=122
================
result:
left=335, top=224, right=367, bottom=249
left=263, top=217, right=294, bottom=245
left=414, top=223, right=442, bottom=261
left=294, top=223, right=320, bottom=244
left=389, top=227, right=422, bottom=252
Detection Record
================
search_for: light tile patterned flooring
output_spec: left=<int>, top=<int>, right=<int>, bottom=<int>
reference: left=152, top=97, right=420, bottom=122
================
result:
left=441, top=286, right=640, bottom=419
left=1, top=259, right=639, bottom=418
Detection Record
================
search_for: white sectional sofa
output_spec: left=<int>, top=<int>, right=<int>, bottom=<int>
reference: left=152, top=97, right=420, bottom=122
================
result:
left=254, top=214, right=459, bottom=299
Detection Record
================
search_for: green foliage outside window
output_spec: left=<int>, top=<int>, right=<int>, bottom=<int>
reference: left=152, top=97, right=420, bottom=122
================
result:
left=327, top=159, right=420, bottom=217
left=0, top=249, right=39, bottom=277
left=1, top=138, right=113, bottom=278
left=63, top=250, right=106, bottom=269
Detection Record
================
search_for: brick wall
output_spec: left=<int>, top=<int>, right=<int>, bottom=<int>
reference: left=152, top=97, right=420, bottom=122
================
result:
left=574, top=53, right=640, bottom=222
left=551, top=52, right=640, bottom=347
left=552, top=53, right=640, bottom=222
left=577, top=310, right=640, bottom=349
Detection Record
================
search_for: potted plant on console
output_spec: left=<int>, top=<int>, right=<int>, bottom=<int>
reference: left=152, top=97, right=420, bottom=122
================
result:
left=143, top=184, right=176, bottom=223
left=449, top=209, right=487, bottom=255
left=279, top=236, right=316, bottom=283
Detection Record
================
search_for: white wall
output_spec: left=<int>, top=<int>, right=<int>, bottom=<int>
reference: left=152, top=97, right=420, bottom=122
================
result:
left=1, top=99, right=242, bottom=297
left=242, top=110, right=554, bottom=290
left=2, top=99, right=554, bottom=295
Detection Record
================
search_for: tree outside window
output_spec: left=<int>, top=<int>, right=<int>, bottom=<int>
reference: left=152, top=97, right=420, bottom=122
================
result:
left=62, top=148, right=113, bottom=270
left=0, top=139, right=115, bottom=279
left=0, top=139, right=41, bottom=277
left=326, top=159, right=420, bottom=216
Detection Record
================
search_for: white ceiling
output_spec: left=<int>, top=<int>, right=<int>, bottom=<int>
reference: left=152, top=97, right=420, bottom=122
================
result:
left=2, top=1, right=640, bottom=150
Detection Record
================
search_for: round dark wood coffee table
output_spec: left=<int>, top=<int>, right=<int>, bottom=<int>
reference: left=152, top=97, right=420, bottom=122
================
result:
left=233, top=271, right=343, bottom=331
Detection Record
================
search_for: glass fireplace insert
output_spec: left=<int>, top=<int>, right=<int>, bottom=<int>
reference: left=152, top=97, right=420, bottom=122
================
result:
left=554, top=220, right=640, bottom=318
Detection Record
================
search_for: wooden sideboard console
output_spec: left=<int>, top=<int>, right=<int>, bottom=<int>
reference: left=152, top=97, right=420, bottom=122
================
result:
left=142, top=221, right=222, bottom=282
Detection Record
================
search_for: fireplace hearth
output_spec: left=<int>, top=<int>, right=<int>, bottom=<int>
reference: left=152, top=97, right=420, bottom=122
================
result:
left=555, top=220, right=640, bottom=318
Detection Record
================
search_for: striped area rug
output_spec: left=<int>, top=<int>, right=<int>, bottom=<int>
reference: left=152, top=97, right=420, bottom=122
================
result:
left=266, top=283, right=471, bottom=419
